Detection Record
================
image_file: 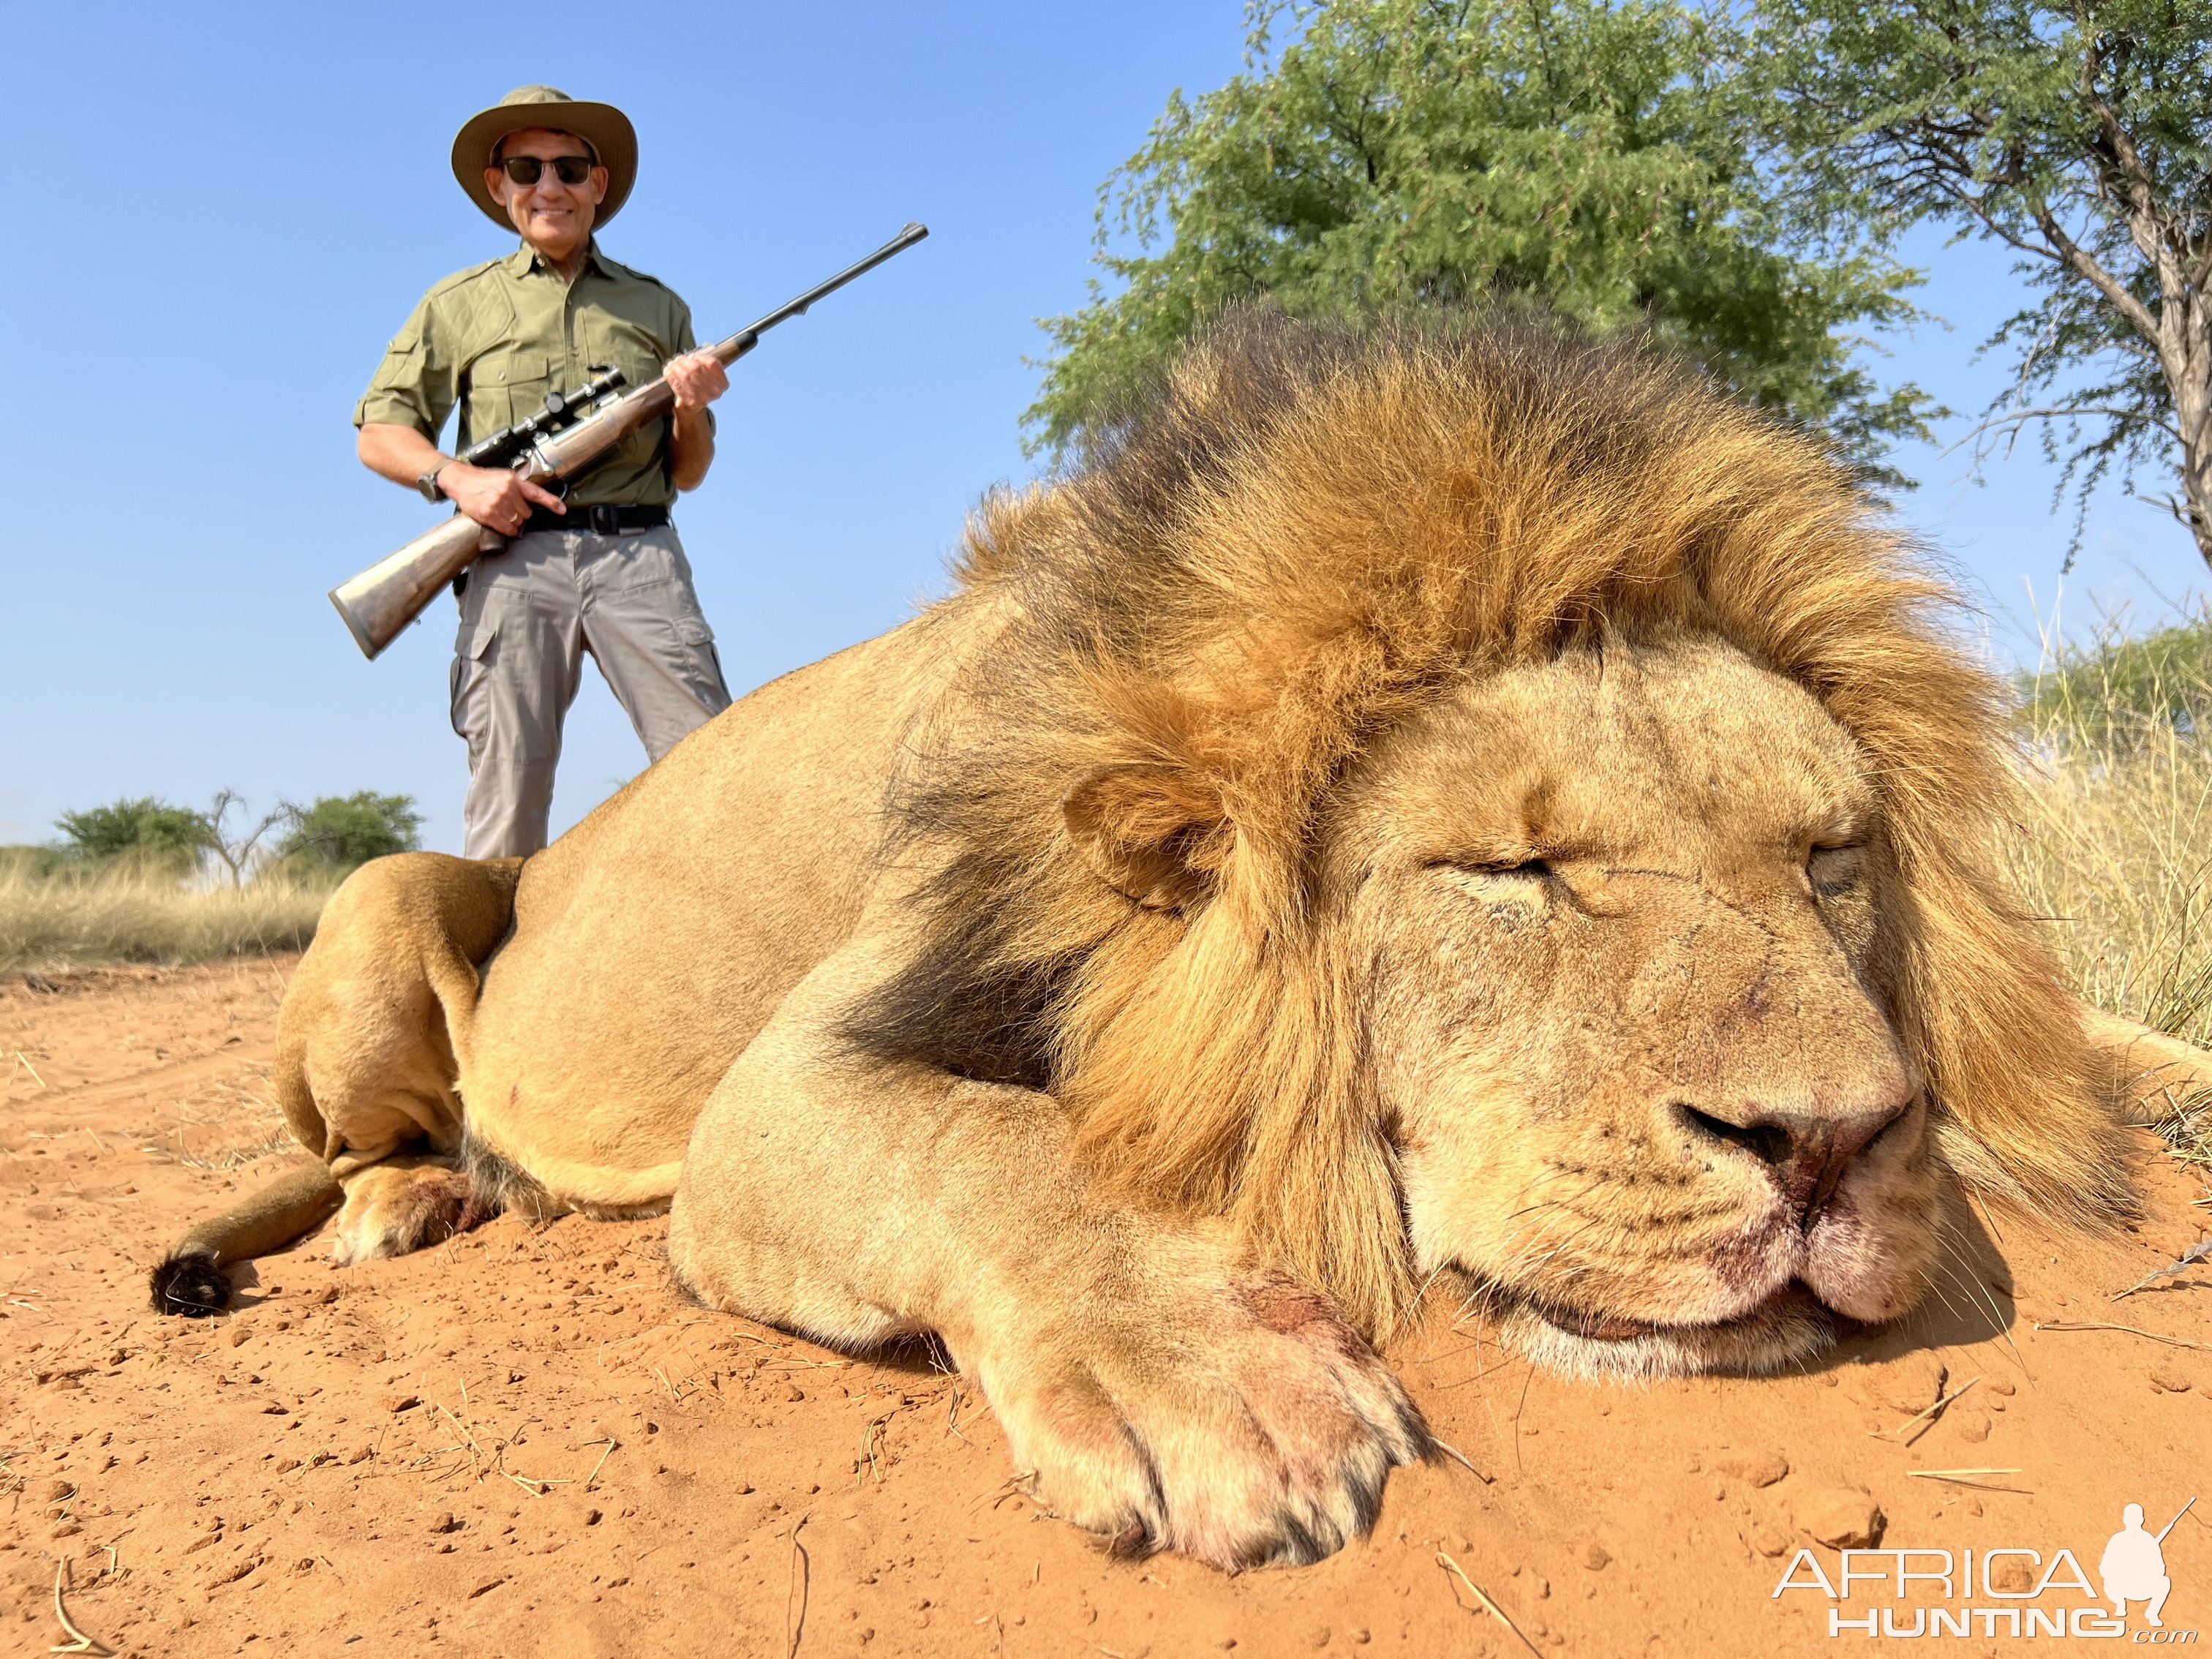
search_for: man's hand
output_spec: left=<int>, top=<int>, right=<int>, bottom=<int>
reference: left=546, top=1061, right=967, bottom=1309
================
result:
left=664, top=348, right=730, bottom=412
left=357, top=421, right=561, bottom=533
left=437, top=462, right=566, bottom=537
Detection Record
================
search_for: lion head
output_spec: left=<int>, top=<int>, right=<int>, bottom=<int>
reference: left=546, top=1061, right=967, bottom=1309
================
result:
left=849, top=309, right=2132, bottom=1377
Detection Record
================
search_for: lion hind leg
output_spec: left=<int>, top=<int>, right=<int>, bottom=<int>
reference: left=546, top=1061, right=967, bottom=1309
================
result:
left=329, top=1154, right=494, bottom=1266
left=330, top=1128, right=587, bottom=1267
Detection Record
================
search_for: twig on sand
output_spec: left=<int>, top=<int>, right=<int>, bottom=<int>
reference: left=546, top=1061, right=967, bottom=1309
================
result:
left=1436, top=1551, right=1543, bottom=1658
left=49, top=1560, right=114, bottom=1657
left=945, top=1388, right=988, bottom=1441
left=582, top=1437, right=619, bottom=1491
left=1432, top=1438, right=1494, bottom=1483
left=784, top=1513, right=811, bottom=1659
left=2113, top=1238, right=2212, bottom=1301
left=2035, top=1319, right=2212, bottom=1350
left=1907, top=1468, right=2029, bottom=1493
left=1881, top=1375, right=1981, bottom=1443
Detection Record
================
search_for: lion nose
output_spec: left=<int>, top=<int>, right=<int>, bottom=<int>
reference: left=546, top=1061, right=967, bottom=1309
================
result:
left=1672, top=1094, right=1911, bottom=1220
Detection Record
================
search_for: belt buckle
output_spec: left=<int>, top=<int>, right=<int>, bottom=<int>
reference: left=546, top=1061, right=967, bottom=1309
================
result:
left=589, top=504, right=620, bottom=535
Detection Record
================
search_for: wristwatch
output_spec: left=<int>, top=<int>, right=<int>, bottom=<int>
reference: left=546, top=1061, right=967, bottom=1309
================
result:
left=416, top=464, right=450, bottom=505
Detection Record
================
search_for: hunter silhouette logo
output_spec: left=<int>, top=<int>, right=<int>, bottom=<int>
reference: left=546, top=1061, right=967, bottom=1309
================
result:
left=1769, top=1492, right=2197, bottom=1639
left=2104, top=1499, right=2193, bottom=1630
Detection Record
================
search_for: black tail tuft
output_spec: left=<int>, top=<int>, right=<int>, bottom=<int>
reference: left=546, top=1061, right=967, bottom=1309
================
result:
left=149, top=1248, right=230, bottom=1317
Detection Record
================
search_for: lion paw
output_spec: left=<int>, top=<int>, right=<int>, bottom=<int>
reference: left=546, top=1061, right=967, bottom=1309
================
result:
left=985, top=1275, right=1429, bottom=1570
left=331, top=1157, right=481, bottom=1265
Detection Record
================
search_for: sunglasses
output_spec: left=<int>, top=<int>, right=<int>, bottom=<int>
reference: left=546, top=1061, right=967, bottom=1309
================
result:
left=499, top=154, right=597, bottom=187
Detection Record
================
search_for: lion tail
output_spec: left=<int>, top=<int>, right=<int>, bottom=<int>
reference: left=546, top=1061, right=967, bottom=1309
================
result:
left=148, top=1162, right=345, bottom=1316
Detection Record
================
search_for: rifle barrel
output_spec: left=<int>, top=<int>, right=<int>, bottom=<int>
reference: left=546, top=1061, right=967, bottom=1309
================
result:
left=2155, top=1495, right=2196, bottom=1543
left=709, top=222, right=928, bottom=364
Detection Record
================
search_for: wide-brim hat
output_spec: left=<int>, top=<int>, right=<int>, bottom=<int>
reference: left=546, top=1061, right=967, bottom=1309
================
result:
left=451, top=85, right=638, bottom=231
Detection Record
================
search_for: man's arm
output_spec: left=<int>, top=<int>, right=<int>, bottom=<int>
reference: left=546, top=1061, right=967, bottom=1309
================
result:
left=356, top=422, right=564, bottom=538
left=663, top=348, right=727, bottom=491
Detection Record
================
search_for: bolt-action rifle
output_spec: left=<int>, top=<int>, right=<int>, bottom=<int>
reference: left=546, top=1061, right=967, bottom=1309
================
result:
left=330, top=222, right=930, bottom=659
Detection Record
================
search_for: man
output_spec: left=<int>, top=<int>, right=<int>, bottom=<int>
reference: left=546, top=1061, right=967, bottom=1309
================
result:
left=2099, top=1502, right=2173, bottom=1628
left=356, top=85, right=734, bottom=858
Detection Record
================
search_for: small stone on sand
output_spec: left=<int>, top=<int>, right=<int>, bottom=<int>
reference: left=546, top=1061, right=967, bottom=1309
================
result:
left=1717, top=1451, right=1789, bottom=1487
left=1796, top=1486, right=1884, bottom=1549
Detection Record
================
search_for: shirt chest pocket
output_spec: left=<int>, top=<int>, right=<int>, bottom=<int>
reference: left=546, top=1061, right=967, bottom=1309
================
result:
left=576, top=316, right=669, bottom=396
left=462, top=350, right=554, bottom=448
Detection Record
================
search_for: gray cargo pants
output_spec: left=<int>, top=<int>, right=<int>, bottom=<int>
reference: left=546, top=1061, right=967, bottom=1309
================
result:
left=451, top=522, right=731, bottom=858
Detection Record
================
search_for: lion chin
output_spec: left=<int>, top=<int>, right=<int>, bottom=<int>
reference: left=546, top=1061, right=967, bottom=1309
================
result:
left=1493, top=1283, right=1842, bottom=1382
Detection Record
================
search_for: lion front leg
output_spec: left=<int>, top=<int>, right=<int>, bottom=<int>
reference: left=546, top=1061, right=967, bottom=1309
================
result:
left=667, top=944, right=1429, bottom=1570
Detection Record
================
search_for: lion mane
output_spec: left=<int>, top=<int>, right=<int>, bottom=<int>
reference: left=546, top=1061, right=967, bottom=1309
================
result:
left=846, top=308, right=2132, bottom=1339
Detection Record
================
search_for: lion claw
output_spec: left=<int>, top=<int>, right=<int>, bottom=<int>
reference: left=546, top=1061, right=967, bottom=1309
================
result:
left=985, top=1273, right=1429, bottom=1570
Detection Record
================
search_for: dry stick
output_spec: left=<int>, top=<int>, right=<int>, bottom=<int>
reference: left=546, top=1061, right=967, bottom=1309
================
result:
left=1432, top=1438, right=1494, bottom=1483
left=2035, top=1319, right=2212, bottom=1350
left=1436, top=1551, right=1544, bottom=1659
left=1511, top=1364, right=1534, bottom=1476
left=1886, top=1375, right=1982, bottom=1442
left=49, top=1560, right=113, bottom=1657
left=1906, top=1469, right=2030, bottom=1493
left=2113, top=1238, right=2212, bottom=1300
left=583, top=1437, right=620, bottom=1491
left=784, top=1513, right=812, bottom=1659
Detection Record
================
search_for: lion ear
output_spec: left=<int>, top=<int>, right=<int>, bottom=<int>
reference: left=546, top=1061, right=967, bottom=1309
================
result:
left=1060, top=765, right=1231, bottom=911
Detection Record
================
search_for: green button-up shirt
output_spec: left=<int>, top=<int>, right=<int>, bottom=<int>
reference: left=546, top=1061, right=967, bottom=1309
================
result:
left=354, top=241, right=704, bottom=508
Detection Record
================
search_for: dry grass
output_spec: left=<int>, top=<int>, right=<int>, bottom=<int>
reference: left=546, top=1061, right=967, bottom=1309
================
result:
left=0, top=862, right=336, bottom=974
left=2011, top=617, right=2212, bottom=1173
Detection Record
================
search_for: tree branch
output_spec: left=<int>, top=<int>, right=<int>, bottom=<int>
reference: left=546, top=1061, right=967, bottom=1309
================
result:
left=1942, top=405, right=2181, bottom=456
left=2031, top=203, right=2163, bottom=340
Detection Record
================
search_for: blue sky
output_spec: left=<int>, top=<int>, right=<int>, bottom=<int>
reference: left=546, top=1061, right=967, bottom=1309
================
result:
left=3, top=2, right=2202, bottom=851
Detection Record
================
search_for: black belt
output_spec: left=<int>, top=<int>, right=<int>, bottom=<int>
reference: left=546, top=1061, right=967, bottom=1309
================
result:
left=518, top=503, right=670, bottom=535
left=453, top=502, right=672, bottom=597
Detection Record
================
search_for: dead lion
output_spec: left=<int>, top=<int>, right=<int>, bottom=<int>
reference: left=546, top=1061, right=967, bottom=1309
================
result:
left=151, top=312, right=2211, bottom=1569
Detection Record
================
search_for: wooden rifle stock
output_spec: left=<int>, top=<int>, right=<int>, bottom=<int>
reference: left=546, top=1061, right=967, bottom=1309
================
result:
left=329, top=516, right=504, bottom=661
left=329, top=222, right=929, bottom=659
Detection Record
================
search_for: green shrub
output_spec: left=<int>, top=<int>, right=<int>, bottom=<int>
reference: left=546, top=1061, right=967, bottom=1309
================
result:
left=2020, top=605, right=2212, bottom=750
left=276, top=791, right=424, bottom=871
left=53, top=797, right=215, bottom=872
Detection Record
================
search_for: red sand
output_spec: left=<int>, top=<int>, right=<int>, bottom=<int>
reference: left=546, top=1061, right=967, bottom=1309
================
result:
left=4, top=957, right=2208, bottom=1656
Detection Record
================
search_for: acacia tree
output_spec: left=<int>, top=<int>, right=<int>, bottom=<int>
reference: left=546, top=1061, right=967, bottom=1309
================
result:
left=1748, top=0, right=2212, bottom=566
left=1029, top=0, right=1936, bottom=481
left=206, top=789, right=287, bottom=888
